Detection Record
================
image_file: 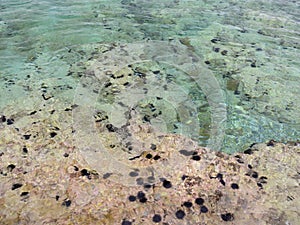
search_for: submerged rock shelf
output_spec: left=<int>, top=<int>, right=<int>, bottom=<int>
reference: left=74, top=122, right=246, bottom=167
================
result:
left=0, top=99, right=299, bottom=224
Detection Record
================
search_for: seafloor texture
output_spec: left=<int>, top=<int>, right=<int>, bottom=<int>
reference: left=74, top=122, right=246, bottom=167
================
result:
left=0, top=0, right=300, bottom=224
left=0, top=0, right=300, bottom=153
left=0, top=101, right=299, bottom=224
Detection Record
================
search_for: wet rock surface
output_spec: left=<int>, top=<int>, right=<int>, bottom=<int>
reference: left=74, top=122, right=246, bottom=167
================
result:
left=0, top=97, right=299, bottom=224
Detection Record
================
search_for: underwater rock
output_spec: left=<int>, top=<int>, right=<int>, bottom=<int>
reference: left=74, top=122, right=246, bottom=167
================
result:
left=0, top=94, right=299, bottom=224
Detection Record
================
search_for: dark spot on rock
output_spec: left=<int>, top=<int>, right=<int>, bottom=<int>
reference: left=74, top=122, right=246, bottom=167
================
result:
left=195, top=197, right=204, bottom=205
left=129, top=171, right=139, bottom=177
left=221, top=50, right=228, bottom=55
left=219, top=179, right=225, bottom=186
left=267, top=140, right=275, bottom=146
left=251, top=171, right=258, bottom=179
left=29, top=111, right=37, bottom=115
left=7, top=118, right=14, bottom=125
left=12, top=183, right=23, bottom=190
left=121, top=220, right=132, bottom=225
left=55, top=195, right=60, bottom=201
left=129, top=155, right=140, bottom=161
left=136, top=177, right=144, bottom=185
left=147, top=176, right=155, bottom=183
left=23, top=134, right=31, bottom=140
left=128, top=195, right=136, bottom=202
left=137, top=191, right=145, bottom=199
left=153, top=155, right=161, bottom=160
left=7, top=164, right=16, bottom=172
left=221, top=213, right=234, bottom=221
left=150, top=143, right=157, bottom=150
left=73, top=166, right=79, bottom=171
left=80, top=169, right=91, bottom=179
left=191, top=155, right=201, bottom=161
left=1, top=115, right=6, bottom=122
left=139, top=197, right=147, bottom=203
left=50, top=132, right=57, bottom=138
left=258, top=176, right=268, bottom=183
left=257, top=182, right=263, bottom=188
left=104, top=82, right=112, bottom=88
left=143, top=183, right=152, bottom=189
left=204, top=60, right=210, bottom=65
left=182, top=175, right=188, bottom=180
left=250, top=62, right=256, bottom=67
left=179, top=149, right=194, bottom=156
left=211, top=38, right=219, bottom=43
left=216, top=173, right=223, bottom=179
left=153, top=214, right=162, bottom=223
left=183, top=201, right=193, bottom=208
left=152, top=70, right=160, bottom=74
left=175, top=210, right=185, bottom=219
left=162, top=180, right=172, bottom=189
left=106, top=123, right=117, bottom=132
left=231, top=183, right=239, bottom=189
left=145, top=153, right=152, bottom=159
left=248, top=164, right=253, bottom=169
left=243, top=149, right=253, bottom=154
left=213, top=47, right=220, bottom=52
left=103, top=173, right=112, bottom=179
left=20, top=191, right=29, bottom=197
left=143, top=115, right=151, bottom=122
left=200, top=205, right=208, bottom=213
left=62, top=199, right=71, bottom=207
left=63, top=153, right=69, bottom=157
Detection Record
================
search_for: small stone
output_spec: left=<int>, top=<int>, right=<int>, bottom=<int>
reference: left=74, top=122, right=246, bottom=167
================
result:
left=150, top=143, right=157, bottom=150
left=183, top=201, right=193, bottom=208
left=231, top=183, right=239, bottom=189
left=175, top=210, right=185, bottom=219
left=221, top=50, right=228, bottom=55
left=153, top=155, right=161, bottom=160
left=128, top=195, right=136, bottom=202
left=191, top=155, right=201, bottom=161
left=121, top=220, right=132, bottom=225
left=80, top=169, right=91, bottom=179
left=129, top=171, right=139, bottom=177
left=221, top=213, right=234, bottom=221
left=195, top=197, right=204, bottom=205
left=106, top=124, right=117, bottom=132
left=103, top=173, right=112, bottom=179
left=12, top=183, right=23, bottom=190
left=136, top=177, right=144, bottom=185
left=162, top=180, right=172, bottom=189
left=145, top=153, right=152, bottom=159
left=7, top=118, right=14, bottom=125
left=200, top=205, right=208, bottom=213
left=50, top=132, right=57, bottom=138
left=1, top=115, right=6, bottom=122
left=20, top=192, right=29, bottom=197
left=139, top=197, right=147, bottom=203
left=137, top=191, right=145, bottom=199
left=7, top=164, right=16, bottom=172
left=152, top=214, right=162, bottom=223
left=23, top=134, right=31, bottom=140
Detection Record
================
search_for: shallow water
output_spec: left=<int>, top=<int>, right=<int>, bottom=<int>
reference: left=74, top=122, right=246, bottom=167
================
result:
left=1, top=0, right=299, bottom=153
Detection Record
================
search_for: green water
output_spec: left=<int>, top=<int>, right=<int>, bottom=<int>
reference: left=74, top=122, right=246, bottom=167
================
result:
left=0, top=0, right=299, bottom=153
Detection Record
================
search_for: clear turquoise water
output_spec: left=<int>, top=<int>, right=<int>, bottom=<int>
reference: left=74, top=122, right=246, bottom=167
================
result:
left=1, top=0, right=299, bottom=153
